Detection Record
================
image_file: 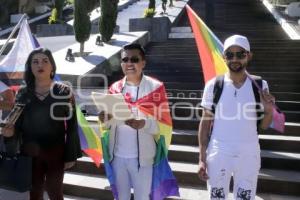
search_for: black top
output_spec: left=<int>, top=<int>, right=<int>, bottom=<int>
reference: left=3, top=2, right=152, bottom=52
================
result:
left=15, top=82, right=82, bottom=162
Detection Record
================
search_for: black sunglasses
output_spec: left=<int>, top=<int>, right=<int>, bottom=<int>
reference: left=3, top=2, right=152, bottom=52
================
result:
left=225, top=51, right=248, bottom=60
left=121, top=56, right=140, bottom=63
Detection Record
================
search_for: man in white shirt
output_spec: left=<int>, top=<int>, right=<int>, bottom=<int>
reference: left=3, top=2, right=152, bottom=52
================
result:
left=198, top=35, right=274, bottom=200
left=99, top=44, right=164, bottom=200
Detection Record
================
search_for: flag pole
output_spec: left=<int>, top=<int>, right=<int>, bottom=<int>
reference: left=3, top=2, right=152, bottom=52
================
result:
left=0, top=14, right=28, bottom=57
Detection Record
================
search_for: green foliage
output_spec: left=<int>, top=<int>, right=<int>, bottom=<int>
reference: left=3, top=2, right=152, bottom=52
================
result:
left=66, top=0, right=74, bottom=4
left=144, top=8, right=156, bottom=18
left=148, top=0, right=156, bottom=9
left=86, top=0, right=99, bottom=13
left=48, top=0, right=65, bottom=24
left=55, top=0, right=64, bottom=19
left=99, top=0, right=119, bottom=42
left=74, top=0, right=91, bottom=51
left=48, top=8, right=58, bottom=24
left=0, top=0, right=18, bottom=25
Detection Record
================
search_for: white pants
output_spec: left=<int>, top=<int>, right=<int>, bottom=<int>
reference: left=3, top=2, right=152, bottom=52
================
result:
left=112, top=157, right=153, bottom=200
left=206, top=149, right=260, bottom=200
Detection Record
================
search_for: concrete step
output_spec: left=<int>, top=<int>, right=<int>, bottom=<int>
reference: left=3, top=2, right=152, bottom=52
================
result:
left=145, top=62, right=300, bottom=70
left=168, top=31, right=296, bottom=39
left=168, top=144, right=300, bottom=171
left=85, top=117, right=300, bottom=152
left=165, top=71, right=300, bottom=78
left=168, top=97, right=300, bottom=106
left=145, top=58, right=300, bottom=67
left=68, top=157, right=300, bottom=196
left=148, top=39, right=300, bottom=46
left=166, top=89, right=300, bottom=101
left=171, top=131, right=300, bottom=153
left=171, top=162, right=300, bottom=195
left=170, top=27, right=192, bottom=33
left=146, top=46, right=300, bottom=53
left=63, top=171, right=300, bottom=200
left=171, top=119, right=300, bottom=135
left=169, top=32, right=194, bottom=39
left=63, top=172, right=113, bottom=199
left=163, top=82, right=300, bottom=93
left=170, top=106, right=300, bottom=123
left=176, top=1, right=288, bottom=39
left=85, top=113, right=300, bottom=137
left=149, top=75, right=300, bottom=87
left=149, top=40, right=300, bottom=46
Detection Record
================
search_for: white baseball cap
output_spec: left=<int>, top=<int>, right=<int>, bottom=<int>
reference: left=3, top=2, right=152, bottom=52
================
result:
left=223, top=35, right=250, bottom=53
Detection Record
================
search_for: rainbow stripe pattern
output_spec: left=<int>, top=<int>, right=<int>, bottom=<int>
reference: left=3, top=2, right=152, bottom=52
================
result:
left=101, top=77, right=179, bottom=200
left=186, top=5, right=228, bottom=83
left=76, top=105, right=102, bottom=167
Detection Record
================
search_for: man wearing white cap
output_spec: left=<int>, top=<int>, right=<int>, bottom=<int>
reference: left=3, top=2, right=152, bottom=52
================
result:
left=198, top=35, right=274, bottom=199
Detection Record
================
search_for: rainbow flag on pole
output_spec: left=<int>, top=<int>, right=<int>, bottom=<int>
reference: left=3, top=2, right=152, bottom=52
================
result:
left=186, top=5, right=228, bottom=83
left=0, top=18, right=102, bottom=167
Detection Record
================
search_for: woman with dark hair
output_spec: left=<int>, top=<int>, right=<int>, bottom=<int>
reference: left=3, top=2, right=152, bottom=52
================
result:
left=2, top=48, right=82, bottom=200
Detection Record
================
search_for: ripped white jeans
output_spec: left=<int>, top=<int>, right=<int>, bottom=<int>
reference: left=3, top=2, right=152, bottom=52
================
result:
left=206, top=147, right=261, bottom=200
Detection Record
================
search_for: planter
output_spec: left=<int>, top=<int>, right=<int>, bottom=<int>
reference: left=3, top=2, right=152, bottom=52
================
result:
left=36, top=24, right=73, bottom=37
left=10, top=14, right=23, bottom=24
left=129, top=17, right=171, bottom=42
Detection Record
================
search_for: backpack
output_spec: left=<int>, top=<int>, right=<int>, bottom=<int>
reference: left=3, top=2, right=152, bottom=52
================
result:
left=211, top=75, right=263, bottom=132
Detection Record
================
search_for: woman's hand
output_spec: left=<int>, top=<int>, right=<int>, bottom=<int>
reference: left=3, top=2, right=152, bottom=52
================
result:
left=1, top=123, right=15, bottom=137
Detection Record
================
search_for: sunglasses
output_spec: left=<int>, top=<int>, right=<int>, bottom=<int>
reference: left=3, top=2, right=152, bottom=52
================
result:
left=121, top=56, right=140, bottom=63
left=225, top=51, right=248, bottom=60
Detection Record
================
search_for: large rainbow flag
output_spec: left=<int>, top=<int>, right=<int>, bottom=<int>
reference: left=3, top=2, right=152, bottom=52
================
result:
left=186, top=5, right=228, bottom=83
left=0, top=18, right=102, bottom=167
left=101, top=76, right=179, bottom=200
left=186, top=6, right=286, bottom=133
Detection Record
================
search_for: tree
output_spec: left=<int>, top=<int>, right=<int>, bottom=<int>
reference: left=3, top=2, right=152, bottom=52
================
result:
left=55, top=0, right=64, bottom=20
left=86, top=0, right=99, bottom=13
left=0, top=0, right=18, bottom=26
left=73, top=0, right=91, bottom=55
left=99, top=0, right=119, bottom=42
left=148, top=0, right=155, bottom=10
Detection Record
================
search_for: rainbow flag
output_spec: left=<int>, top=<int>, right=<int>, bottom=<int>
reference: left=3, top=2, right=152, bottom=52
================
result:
left=0, top=18, right=102, bottom=167
left=186, top=5, right=228, bottom=83
left=76, top=105, right=102, bottom=167
left=101, top=76, right=179, bottom=200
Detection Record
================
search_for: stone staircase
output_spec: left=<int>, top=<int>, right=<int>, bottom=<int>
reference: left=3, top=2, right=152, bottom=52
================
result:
left=62, top=0, right=300, bottom=199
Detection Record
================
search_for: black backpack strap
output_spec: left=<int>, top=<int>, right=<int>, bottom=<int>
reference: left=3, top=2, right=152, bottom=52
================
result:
left=250, top=75, right=263, bottom=133
left=212, top=75, right=224, bottom=114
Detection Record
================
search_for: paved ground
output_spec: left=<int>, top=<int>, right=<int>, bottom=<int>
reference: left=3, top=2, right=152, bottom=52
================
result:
left=2, top=188, right=299, bottom=200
